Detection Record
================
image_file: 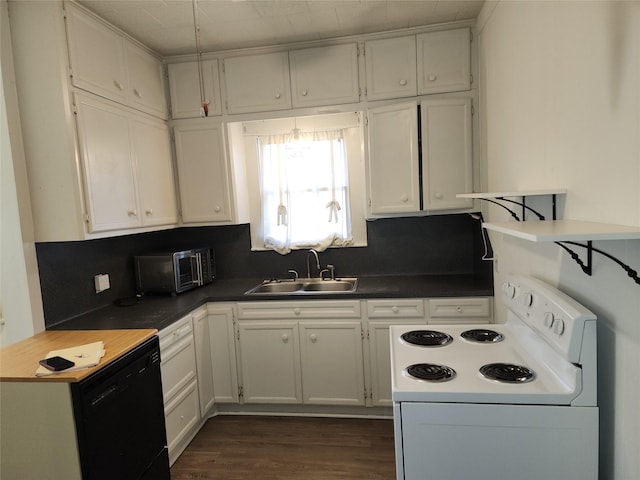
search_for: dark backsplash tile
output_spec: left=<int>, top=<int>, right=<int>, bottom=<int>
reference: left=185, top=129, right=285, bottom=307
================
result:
left=36, top=214, right=492, bottom=327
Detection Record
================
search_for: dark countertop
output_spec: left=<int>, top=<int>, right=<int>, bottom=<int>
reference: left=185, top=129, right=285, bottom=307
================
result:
left=49, top=274, right=493, bottom=332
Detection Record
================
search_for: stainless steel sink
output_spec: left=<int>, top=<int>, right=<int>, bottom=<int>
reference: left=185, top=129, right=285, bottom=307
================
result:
left=245, top=278, right=358, bottom=295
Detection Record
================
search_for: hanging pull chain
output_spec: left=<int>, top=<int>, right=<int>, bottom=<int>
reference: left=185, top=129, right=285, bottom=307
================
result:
left=192, top=0, right=208, bottom=116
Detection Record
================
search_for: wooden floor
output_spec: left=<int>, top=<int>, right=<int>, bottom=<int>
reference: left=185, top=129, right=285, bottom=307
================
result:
left=170, top=415, right=396, bottom=479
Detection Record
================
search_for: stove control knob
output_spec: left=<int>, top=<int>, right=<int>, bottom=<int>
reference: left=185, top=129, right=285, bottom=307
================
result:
left=502, top=282, right=516, bottom=299
left=543, top=312, right=555, bottom=328
left=521, top=292, right=533, bottom=307
left=553, top=318, right=565, bottom=335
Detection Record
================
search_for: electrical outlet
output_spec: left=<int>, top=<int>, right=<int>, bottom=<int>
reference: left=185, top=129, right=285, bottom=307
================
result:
left=94, top=274, right=110, bottom=293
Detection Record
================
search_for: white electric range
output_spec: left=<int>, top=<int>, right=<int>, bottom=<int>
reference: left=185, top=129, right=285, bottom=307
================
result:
left=390, top=275, right=598, bottom=480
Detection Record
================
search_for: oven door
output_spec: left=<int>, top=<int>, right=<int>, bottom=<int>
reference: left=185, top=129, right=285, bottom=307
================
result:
left=396, top=402, right=598, bottom=480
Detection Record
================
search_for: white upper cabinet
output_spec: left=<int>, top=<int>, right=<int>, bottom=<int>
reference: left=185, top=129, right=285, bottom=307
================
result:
left=289, top=43, right=360, bottom=108
left=75, top=94, right=177, bottom=232
left=223, top=52, right=292, bottom=114
left=168, top=60, right=222, bottom=119
left=65, top=2, right=167, bottom=118
left=125, top=42, right=169, bottom=119
left=76, top=94, right=139, bottom=232
left=173, top=121, right=233, bottom=223
left=417, top=28, right=471, bottom=95
left=366, top=101, right=420, bottom=215
left=366, top=97, right=473, bottom=217
left=131, top=116, right=178, bottom=227
left=421, top=98, right=473, bottom=210
left=364, top=36, right=417, bottom=101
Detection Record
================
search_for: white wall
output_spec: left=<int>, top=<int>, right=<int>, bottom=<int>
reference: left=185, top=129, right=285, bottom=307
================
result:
left=477, top=2, right=640, bottom=479
left=1, top=0, right=45, bottom=346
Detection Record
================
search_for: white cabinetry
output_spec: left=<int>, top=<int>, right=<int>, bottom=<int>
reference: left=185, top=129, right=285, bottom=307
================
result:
left=173, top=120, right=248, bottom=224
left=158, top=315, right=200, bottom=465
left=236, top=301, right=365, bottom=406
left=289, top=43, right=359, bottom=108
left=192, top=306, right=215, bottom=417
left=417, top=28, right=471, bottom=95
left=427, top=297, right=492, bottom=324
left=223, top=52, right=291, bottom=114
left=206, top=303, right=240, bottom=403
left=364, top=36, right=417, bottom=101
left=366, top=101, right=420, bottom=214
left=365, top=299, right=427, bottom=406
left=421, top=97, right=473, bottom=210
left=65, top=2, right=167, bottom=119
left=75, top=94, right=177, bottom=232
left=167, top=59, right=222, bottom=118
left=366, top=97, right=473, bottom=217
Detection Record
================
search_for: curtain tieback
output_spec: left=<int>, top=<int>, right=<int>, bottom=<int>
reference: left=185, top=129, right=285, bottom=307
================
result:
left=277, top=204, right=288, bottom=226
left=326, top=200, right=341, bottom=222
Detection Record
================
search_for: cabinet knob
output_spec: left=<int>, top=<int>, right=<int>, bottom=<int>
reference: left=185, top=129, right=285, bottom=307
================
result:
left=428, top=74, right=437, bottom=82
left=400, top=194, right=409, bottom=203
left=113, top=80, right=124, bottom=91
left=214, top=205, right=221, bottom=213
left=294, top=308, right=301, bottom=316
left=127, top=209, right=137, bottom=217
left=309, top=333, right=317, bottom=343
left=399, top=79, right=408, bottom=86
left=301, top=90, right=308, bottom=97
left=392, top=306, right=399, bottom=314
left=145, top=209, right=153, bottom=216
left=434, top=192, right=444, bottom=200
left=281, top=333, right=289, bottom=343
left=456, top=306, right=463, bottom=312
left=133, top=88, right=142, bottom=98
left=275, top=92, right=281, bottom=99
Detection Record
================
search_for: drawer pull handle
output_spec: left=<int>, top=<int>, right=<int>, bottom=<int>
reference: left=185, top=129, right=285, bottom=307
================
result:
left=456, top=306, right=463, bottom=312
left=399, top=79, right=407, bottom=86
left=281, top=333, right=289, bottom=343
left=114, top=80, right=124, bottom=91
left=392, top=306, right=399, bottom=314
left=309, top=333, right=317, bottom=343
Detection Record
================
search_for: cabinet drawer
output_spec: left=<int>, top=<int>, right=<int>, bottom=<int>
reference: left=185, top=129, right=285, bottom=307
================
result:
left=428, top=298, right=491, bottom=319
left=164, top=379, right=200, bottom=454
left=237, top=300, right=361, bottom=320
left=366, top=299, right=424, bottom=318
left=159, top=317, right=197, bottom=403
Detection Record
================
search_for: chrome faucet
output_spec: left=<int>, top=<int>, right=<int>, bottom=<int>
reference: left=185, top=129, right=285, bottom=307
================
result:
left=306, top=249, right=320, bottom=278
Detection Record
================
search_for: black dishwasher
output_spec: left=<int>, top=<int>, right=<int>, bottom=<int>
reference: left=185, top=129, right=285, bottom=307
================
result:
left=70, top=336, right=170, bottom=480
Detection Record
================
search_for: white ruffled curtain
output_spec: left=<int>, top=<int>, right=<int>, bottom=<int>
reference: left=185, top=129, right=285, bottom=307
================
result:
left=258, top=130, right=353, bottom=255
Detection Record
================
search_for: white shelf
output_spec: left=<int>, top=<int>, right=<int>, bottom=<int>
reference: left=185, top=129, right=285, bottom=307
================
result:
left=483, top=220, right=640, bottom=242
left=456, top=189, right=567, bottom=199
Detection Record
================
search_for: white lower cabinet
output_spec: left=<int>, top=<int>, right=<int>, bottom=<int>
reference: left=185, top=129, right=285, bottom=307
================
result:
left=192, top=306, right=215, bottom=417
left=365, top=299, right=427, bottom=406
left=236, top=300, right=364, bottom=406
left=299, top=322, right=365, bottom=405
left=158, top=313, right=201, bottom=465
left=207, top=303, right=240, bottom=403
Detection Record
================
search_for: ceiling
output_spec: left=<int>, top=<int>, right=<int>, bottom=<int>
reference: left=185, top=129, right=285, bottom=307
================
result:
left=77, top=0, right=485, bottom=57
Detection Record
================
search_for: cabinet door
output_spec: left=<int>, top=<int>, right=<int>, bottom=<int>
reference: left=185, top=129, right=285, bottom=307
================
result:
left=299, top=322, right=365, bottom=405
left=223, top=52, right=291, bottom=114
left=365, top=36, right=417, bottom=101
left=75, top=94, right=139, bottom=232
left=65, top=4, right=128, bottom=103
left=290, top=43, right=359, bottom=108
left=174, top=121, right=233, bottom=223
left=168, top=60, right=222, bottom=119
left=417, top=28, right=471, bottom=95
left=131, top=116, right=178, bottom=227
left=125, top=42, right=168, bottom=119
left=368, top=320, right=426, bottom=406
left=207, top=304, right=239, bottom=403
left=421, top=98, right=473, bottom=210
left=193, top=308, right=215, bottom=416
left=366, top=101, right=420, bottom=215
left=238, top=322, right=302, bottom=404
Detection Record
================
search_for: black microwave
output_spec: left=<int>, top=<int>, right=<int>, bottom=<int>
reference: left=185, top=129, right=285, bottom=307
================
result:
left=134, top=248, right=215, bottom=295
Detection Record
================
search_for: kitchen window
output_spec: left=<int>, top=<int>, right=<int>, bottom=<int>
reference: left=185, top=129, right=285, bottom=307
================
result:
left=237, top=113, right=367, bottom=254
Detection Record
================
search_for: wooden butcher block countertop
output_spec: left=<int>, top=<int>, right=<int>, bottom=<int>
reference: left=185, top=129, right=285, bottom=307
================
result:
left=0, top=329, right=157, bottom=383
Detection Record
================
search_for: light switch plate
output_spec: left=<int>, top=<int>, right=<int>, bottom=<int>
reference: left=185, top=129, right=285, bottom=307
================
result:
left=94, top=274, right=110, bottom=293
